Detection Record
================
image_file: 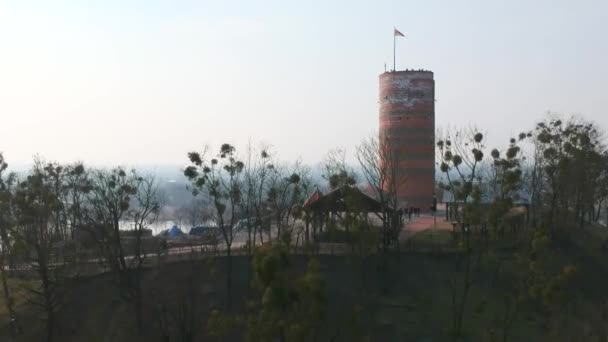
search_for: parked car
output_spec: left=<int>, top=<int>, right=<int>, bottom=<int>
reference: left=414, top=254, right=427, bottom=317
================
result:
left=232, top=219, right=252, bottom=233
left=189, top=226, right=221, bottom=244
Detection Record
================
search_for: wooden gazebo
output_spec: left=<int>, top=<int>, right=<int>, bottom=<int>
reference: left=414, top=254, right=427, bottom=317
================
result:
left=304, top=186, right=386, bottom=213
left=301, top=186, right=393, bottom=247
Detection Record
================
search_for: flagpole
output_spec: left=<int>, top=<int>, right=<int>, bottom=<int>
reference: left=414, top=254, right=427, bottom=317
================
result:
left=393, top=31, right=396, bottom=72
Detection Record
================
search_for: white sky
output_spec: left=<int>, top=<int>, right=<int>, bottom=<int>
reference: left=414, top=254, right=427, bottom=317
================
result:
left=1, top=0, right=607, bottom=166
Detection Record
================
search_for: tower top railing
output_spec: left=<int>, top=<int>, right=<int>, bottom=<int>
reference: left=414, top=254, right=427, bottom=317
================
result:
left=387, top=68, right=433, bottom=73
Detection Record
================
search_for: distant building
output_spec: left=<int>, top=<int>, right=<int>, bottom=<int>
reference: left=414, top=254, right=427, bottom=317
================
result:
left=441, top=189, right=531, bottom=221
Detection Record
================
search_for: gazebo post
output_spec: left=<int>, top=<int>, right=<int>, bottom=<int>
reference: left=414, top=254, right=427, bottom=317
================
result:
left=313, top=213, right=319, bottom=249
left=304, top=212, right=310, bottom=248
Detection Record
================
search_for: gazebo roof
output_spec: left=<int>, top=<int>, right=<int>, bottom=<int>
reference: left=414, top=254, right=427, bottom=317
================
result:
left=303, top=186, right=388, bottom=213
left=303, top=188, right=323, bottom=208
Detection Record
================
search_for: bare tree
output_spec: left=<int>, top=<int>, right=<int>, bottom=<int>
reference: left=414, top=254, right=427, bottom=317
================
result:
left=532, top=116, right=607, bottom=231
left=12, top=161, right=66, bottom=342
left=174, top=198, right=211, bottom=230
left=266, top=162, right=309, bottom=243
left=436, top=128, right=486, bottom=339
left=241, top=143, right=274, bottom=253
left=84, top=168, right=134, bottom=274
left=321, top=148, right=357, bottom=191
left=524, top=131, right=545, bottom=227
left=63, top=163, right=92, bottom=242
left=356, top=133, right=405, bottom=252
left=126, top=173, right=162, bottom=332
left=593, top=155, right=608, bottom=223
left=185, top=143, right=244, bottom=307
left=0, top=154, right=18, bottom=339
left=436, top=127, right=486, bottom=229
left=83, top=168, right=160, bottom=334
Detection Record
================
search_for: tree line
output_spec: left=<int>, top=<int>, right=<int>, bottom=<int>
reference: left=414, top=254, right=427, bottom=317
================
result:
left=0, top=113, right=606, bottom=341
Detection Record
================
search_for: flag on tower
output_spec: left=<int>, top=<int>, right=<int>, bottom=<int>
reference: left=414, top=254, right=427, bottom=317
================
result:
left=392, top=27, right=405, bottom=71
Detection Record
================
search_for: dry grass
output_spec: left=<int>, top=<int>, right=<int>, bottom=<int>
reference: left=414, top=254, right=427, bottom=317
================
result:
left=408, top=228, right=453, bottom=246
left=0, top=277, right=38, bottom=319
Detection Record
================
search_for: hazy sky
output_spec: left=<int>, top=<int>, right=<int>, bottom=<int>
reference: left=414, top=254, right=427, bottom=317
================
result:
left=1, top=0, right=606, bottom=166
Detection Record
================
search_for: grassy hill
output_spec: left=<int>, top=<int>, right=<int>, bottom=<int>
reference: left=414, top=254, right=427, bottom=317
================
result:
left=1, top=227, right=607, bottom=341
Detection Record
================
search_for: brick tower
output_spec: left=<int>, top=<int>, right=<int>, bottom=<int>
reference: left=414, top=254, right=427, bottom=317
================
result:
left=379, top=69, right=435, bottom=209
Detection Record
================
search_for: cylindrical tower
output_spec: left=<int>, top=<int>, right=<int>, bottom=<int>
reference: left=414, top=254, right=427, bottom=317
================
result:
left=379, top=70, right=435, bottom=210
